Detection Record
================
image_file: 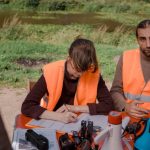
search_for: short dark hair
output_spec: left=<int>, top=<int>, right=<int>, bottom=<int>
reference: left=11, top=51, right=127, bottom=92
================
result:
left=136, top=19, right=150, bottom=37
left=68, top=38, right=98, bottom=72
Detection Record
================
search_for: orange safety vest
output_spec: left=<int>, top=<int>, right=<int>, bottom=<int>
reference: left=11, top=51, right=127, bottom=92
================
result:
left=41, top=60, right=100, bottom=111
left=123, top=49, right=150, bottom=110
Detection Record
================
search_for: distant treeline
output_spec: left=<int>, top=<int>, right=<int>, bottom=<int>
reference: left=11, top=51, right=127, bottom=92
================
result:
left=0, top=0, right=150, bottom=13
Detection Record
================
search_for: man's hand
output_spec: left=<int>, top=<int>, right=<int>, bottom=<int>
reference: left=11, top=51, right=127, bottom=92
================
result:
left=125, top=100, right=149, bottom=118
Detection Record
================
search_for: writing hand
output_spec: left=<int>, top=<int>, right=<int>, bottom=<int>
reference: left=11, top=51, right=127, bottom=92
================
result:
left=58, top=112, right=77, bottom=123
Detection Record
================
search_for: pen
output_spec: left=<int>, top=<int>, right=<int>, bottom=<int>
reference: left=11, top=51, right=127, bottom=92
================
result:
left=64, top=104, right=77, bottom=121
left=64, top=104, right=70, bottom=112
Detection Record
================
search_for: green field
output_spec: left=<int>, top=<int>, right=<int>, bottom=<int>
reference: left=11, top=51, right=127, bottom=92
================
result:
left=0, top=0, right=149, bottom=87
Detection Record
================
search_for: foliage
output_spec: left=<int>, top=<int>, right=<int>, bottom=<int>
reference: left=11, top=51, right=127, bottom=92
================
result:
left=142, top=0, right=150, bottom=2
left=0, top=22, right=138, bottom=87
left=48, top=0, right=78, bottom=11
left=26, top=0, right=40, bottom=7
left=0, top=40, right=67, bottom=87
left=0, top=0, right=149, bottom=13
left=0, top=0, right=148, bottom=87
left=0, top=0, right=9, bottom=4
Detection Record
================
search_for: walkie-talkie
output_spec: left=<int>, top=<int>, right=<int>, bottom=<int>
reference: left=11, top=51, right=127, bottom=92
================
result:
left=81, top=120, right=87, bottom=140
left=25, top=129, right=49, bottom=150
left=87, top=121, right=93, bottom=143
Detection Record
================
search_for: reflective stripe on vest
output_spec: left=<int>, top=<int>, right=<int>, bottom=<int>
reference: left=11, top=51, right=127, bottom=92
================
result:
left=42, top=60, right=100, bottom=111
left=123, top=49, right=150, bottom=110
left=124, top=92, right=150, bottom=102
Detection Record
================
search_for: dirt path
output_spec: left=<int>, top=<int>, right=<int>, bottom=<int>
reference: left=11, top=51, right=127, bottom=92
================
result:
left=0, top=87, right=27, bottom=140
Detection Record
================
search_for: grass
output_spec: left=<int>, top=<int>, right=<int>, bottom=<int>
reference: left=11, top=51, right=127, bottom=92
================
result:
left=0, top=0, right=148, bottom=87
left=2, top=14, right=21, bottom=28
left=0, top=20, right=138, bottom=87
left=0, top=40, right=67, bottom=87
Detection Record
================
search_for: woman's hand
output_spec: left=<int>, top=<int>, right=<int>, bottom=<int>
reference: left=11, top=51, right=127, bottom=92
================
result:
left=57, top=112, right=78, bottom=123
left=40, top=110, right=77, bottom=123
left=56, top=105, right=69, bottom=113
left=60, top=105, right=90, bottom=113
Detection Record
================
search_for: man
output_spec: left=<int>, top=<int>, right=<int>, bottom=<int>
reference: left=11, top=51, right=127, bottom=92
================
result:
left=22, top=38, right=114, bottom=123
left=111, top=20, right=150, bottom=118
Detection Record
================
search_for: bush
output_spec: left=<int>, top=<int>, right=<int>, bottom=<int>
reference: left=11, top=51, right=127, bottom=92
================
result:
left=49, top=1, right=67, bottom=10
left=26, top=0, right=40, bottom=7
left=142, top=0, right=150, bottom=2
left=83, top=2, right=104, bottom=12
left=0, top=0, right=10, bottom=4
left=48, top=0, right=78, bottom=11
left=116, top=3, right=131, bottom=13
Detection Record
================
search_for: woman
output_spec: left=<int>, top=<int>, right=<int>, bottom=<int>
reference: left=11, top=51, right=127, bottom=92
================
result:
left=21, top=38, right=114, bottom=123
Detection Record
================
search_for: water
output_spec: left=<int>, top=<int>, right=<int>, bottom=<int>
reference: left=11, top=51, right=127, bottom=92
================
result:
left=0, top=10, right=133, bottom=31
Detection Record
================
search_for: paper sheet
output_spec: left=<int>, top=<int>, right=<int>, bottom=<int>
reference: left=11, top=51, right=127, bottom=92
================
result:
left=27, top=113, right=108, bottom=133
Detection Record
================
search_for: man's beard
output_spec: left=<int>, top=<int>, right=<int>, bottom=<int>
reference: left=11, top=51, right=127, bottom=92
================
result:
left=141, top=48, right=150, bottom=57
